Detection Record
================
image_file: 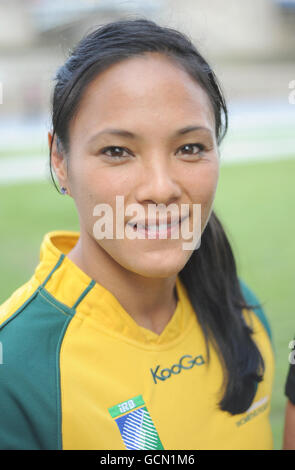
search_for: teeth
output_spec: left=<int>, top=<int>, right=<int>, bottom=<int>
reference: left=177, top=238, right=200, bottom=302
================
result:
left=140, top=222, right=177, bottom=231
left=146, top=225, right=170, bottom=231
left=128, top=220, right=180, bottom=231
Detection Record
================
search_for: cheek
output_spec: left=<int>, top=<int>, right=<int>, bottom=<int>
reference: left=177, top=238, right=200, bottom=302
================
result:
left=71, top=158, right=130, bottom=200
left=87, top=171, right=132, bottom=212
left=70, top=162, right=135, bottom=231
left=184, top=162, right=219, bottom=233
left=186, top=161, right=219, bottom=206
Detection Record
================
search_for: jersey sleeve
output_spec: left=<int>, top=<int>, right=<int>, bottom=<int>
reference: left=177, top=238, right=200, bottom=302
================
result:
left=285, top=341, right=295, bottom=405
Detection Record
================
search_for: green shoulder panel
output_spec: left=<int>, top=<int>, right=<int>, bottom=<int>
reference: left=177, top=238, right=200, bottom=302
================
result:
left=0, top=254, right=75, bottom=450
left=238, top=278, right=274, bottom=353
left=0, top=253, right=96, bottom=450
left=0, top=292, right=74, bottom=449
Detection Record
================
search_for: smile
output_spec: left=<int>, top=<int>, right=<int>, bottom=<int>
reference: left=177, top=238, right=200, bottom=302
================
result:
left=127, top=215, right=189, bottom=238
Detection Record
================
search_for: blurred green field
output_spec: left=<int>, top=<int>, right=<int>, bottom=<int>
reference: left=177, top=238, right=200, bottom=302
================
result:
left=0, top=157, right=294, bottom=449
left=0, top=147, right=45, bottom=158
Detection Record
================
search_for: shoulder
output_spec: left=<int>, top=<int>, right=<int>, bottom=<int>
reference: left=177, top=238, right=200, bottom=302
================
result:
left=238, top=277, right=274, bottom=350
left=0, top=274, right=74, bottom=342
left=0, top=276, right=73, bottom=449
left=0, top=274, right=74, bottom=374
left=0, top=275, right=40, bottom=327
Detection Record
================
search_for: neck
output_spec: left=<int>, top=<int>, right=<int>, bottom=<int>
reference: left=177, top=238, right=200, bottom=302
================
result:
left=66, top=230, right=179, bottom=335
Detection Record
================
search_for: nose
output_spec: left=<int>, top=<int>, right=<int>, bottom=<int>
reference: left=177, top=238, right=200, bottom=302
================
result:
left=134, top=155, right=182, bottom=207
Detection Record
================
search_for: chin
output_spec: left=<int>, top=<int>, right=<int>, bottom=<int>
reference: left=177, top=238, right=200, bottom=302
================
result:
left=123, top=252, right=190, bottom=279
left=129, top=265, right=180, bottom=279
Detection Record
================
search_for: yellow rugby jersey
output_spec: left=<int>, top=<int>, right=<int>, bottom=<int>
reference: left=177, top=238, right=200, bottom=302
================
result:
left=0, top=230, right=275, bottom=450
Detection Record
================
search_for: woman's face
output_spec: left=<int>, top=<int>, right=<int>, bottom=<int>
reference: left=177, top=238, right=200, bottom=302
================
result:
left=53, top=52, right=220, bottom=278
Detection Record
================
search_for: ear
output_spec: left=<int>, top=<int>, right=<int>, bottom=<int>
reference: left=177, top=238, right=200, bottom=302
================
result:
left=48, top=131, right=71, bottom=195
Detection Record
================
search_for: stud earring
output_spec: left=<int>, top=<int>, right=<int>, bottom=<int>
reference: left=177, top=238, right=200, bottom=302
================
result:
left=60, top=187, right=67, bottom=195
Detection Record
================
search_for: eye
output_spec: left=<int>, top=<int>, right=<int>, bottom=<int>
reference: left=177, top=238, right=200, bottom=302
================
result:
left=100, top=146, right=131, bottom=160
left=176, top=143, right=205, bottom=158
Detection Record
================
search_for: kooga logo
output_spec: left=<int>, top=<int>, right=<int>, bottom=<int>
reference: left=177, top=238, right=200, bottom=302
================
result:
left=150, top=354, right=205, bottom=384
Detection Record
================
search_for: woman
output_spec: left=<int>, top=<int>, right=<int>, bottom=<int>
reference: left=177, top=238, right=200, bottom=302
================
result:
left=0, top=18, right=274, bottom=450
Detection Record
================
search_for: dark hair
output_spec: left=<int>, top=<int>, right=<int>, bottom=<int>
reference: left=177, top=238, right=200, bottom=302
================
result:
left=49, top=17, right=264, bottom=414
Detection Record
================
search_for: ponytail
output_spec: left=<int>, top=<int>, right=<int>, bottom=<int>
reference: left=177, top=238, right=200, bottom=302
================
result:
left=179, top=211, right=264, bottom=414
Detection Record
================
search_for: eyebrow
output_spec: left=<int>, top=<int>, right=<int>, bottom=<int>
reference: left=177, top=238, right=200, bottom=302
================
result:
left=87, top=125, right=212, bottom=144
